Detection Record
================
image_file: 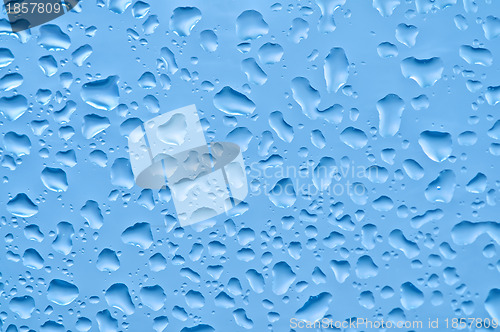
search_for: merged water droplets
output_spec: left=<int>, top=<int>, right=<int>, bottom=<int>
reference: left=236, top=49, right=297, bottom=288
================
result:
left=291, top=77, right=320, bottom=119
left=395, top=23, right=419, bottom=47
left=81, top=200, right=104, bottom=229
left=160, top=47, right=178, bottom=74
left=0, top=95, right=28, bottom=120
left=241, top=57, right=267, bottom=85
left=401, top=57, right=444, bottom=87
left=315, top=0, right=345, bottom=32
left=52, top=222, right=74, bottom=255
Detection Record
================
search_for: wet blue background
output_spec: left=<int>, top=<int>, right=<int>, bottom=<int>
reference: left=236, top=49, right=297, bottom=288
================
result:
left=1, top=0, right=500, bottom=331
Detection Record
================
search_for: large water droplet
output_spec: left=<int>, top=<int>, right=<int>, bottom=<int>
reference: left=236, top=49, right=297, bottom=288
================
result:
left=7, top=193, right=38, bottom=217
left=401, top=57, right=444, bottom=87
left=170, top=7, right=202, bottom=37
left=376, top=93, right=404, bottom=137
left=213, top=86, right=255, bottom=116
left=324, top=47, right=349, bottom=93
left=269, top=178, right=296, bottom=208
left=236, top=10, right=269, bottom=40
left=81, top=76, right=120, bottom=111
left=418, top=130, right=452, bottom=162
left=47, top=279, right=79, bottom=305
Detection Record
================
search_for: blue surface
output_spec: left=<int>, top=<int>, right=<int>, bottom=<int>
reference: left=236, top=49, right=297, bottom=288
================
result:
left=1, top=0, right=500, bottom=331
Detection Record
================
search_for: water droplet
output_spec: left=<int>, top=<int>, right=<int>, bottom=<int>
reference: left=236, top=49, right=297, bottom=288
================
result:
left=425, top=169, right=456, bottom=203
left=258, top=43, right=283, bottom=64
left=0, top=48, right=14, bottom=67
left=324, top=47, right=349, bottom=93
left=395, top=23, right=418, bottom=47
left=482, top=15, right=500, bottom=40
left=105, top=283, right=135, bottom=314
left=269, top=178, right=296, bottom=208
left=200, top=30, right=218, bottom=52
left=376, top=93, right=404, bottom=137
left=7, top=193, right=38, bottom=217
left=400, top=282, right=424, bottom=310
left=81, top=76, right=120, bottom=111
left=295, top=292, right=333, bottom=321
left=213, top=86, right=256, bottom=116
left=9, top=295, right=35, bottom=319
left=38, top=25, right=71, bottom=50
left=340, top=126, right=368, bottom=149
left=377, top=42, right=398, bottom=58
left=170, top=7, right=202, bottom=37
left=418, top=130, right=452, bottom=162
left=47, top=279, right=79, bottom=305
left=459, top=45, right=493, bottom=66
left=373, top=0, right=400, bottom=16
left=121, top=222, right=153, bottom=249
left=41, top=167, right=68, bottom=192
left=236, top=10, right=269, bottom=40
left=0, top=95, right=28, bottom=120
left=401, top=57, right=444, bottom=87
